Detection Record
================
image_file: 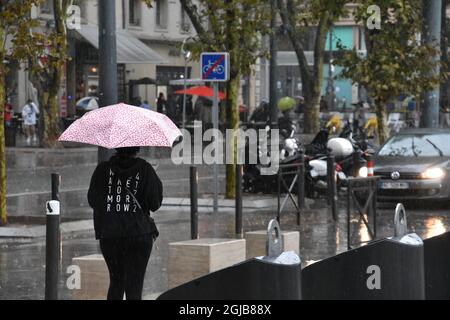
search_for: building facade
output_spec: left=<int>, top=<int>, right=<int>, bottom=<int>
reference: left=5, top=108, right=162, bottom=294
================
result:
left=258, top=3, right=365, bottom=111
left=9, top=0, right=201, bottom=116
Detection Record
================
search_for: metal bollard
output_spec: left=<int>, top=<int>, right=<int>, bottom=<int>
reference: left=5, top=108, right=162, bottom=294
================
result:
left=158, top=219, right=302, bottom=300
left=424, top=231, right=450, bottom=299
left=327, top=155, right=338, bottom=221
left=190, top=166, right=198, bottom=240
left=394, top=203, right=408, bottom=237
left=51, top=173, right=60, bottom=201
left=297, top=153, right=305, bottom=210
left=235, top=164, right=243, bottom=239
left=266, top=219, right=284, bottom=258
left=45, top=173, right=61, bottom=300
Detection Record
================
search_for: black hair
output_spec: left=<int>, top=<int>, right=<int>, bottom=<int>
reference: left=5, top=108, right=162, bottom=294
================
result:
left=115, top=147, right=140, bottom=157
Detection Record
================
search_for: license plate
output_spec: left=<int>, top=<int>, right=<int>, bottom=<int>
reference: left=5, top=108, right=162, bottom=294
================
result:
left=380, top=182, right=409, bottom=189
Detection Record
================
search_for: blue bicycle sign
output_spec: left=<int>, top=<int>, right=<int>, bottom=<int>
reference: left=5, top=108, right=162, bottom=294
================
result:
left=201, top=52, right=229, bottom=82
left=202, top=60, right=225, bottom=75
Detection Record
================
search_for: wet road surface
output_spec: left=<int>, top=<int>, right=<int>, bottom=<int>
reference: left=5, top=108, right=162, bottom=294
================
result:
left=1, top=200, right=449, bottom=300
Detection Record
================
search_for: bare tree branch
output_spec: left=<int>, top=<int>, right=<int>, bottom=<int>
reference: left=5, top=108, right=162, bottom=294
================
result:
left=180, top=0, right=213, bottom=46
left=278, top=0, right=312, bottom=91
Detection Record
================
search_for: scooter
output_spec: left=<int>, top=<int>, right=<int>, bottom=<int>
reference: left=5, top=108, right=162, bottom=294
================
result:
left=243, top=124, right=301, bottom=194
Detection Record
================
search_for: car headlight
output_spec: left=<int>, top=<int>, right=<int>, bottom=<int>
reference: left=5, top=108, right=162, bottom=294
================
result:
left=358, top=166, right=368, bottom=178
left=422, top=167, right=445, bottom=179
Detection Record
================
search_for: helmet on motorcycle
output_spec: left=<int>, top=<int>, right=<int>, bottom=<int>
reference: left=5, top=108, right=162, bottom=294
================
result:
left=327, top=138, right=354, bottom=158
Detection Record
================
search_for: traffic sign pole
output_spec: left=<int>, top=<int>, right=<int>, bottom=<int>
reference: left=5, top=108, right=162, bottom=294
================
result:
left=213, top=83, right=219, bottom=226
left=200, top=52, right=229, bottom=234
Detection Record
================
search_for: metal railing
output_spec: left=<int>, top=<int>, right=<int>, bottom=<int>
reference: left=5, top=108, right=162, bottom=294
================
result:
left=276, top=157, right=305, bottom=226
left=346, top=176, right=380, bottom=249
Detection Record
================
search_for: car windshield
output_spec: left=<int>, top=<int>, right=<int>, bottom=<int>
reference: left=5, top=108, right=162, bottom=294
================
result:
left=378, top=133, right=450, bottom=157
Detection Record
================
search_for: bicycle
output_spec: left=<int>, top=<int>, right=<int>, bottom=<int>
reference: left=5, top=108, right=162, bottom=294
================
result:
left=202, top=60, right=225, bottom=75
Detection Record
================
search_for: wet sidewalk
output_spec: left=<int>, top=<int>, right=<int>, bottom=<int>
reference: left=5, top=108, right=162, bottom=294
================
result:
left=0, top=199, right=449, bottom=300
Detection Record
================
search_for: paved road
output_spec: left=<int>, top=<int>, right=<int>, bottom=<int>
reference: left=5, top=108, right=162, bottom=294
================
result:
left=3, top=146, right=450, bottom=299
left=1, top=201, right=449, bottom=300
left=6, top=151, right=226, bottom=219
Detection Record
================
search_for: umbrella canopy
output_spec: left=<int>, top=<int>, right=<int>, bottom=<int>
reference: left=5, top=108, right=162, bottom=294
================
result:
left=278, top=97, right=296, bottom=112
left=76, top=96, right=99, bottom=111
left=174, top=86, right=226, bottom=100
left=59, top=103, right=182, bottom=149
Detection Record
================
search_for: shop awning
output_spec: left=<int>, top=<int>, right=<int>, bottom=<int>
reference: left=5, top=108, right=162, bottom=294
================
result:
left=74, top=24, right=167, bottom=64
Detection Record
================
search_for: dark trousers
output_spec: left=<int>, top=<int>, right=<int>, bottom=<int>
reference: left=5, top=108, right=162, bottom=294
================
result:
left=100, top=234, right=153, bottom=300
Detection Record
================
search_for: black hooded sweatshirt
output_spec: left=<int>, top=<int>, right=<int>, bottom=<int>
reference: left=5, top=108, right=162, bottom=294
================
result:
left=88, top=155, right=163, bottom=240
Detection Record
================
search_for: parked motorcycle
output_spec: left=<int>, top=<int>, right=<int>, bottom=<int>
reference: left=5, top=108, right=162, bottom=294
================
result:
left=242, top=128, right=347, bottom=198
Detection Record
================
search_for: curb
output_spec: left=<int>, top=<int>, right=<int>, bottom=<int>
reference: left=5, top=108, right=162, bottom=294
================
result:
left=0, top=220, right=94, bottom=239
left=162, top=197, right=279, bottom=209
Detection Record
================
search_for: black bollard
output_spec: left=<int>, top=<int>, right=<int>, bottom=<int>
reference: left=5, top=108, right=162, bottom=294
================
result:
left=45, top=173, right=61, bottom=300
left=297, top=153, right=305, bottom=210
left=235, top=164, right=243, bottom=239
left=190, top=166, right=198, bottom=240
left=327, top=155, right=337, bottom=221
left=424, top=231, right=450, bottom=299
left=51, top=173, right=60, bottom=201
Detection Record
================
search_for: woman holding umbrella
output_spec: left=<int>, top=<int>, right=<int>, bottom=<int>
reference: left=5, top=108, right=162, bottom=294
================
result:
left=87, top=146, right=162, bottom=300
left=60, top=103, right=182, bottom=300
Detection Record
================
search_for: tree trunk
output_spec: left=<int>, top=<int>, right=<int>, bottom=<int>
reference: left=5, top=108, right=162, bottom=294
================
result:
left=39, top=0, right=68, bottom=148
left=225, top=73, right=240, bottom=199
left=375, top=101, right=388, bottom=145
left=41, top=68, right=62, bottom=149
left=278, top=0, right=331, bottom=134
left=303, top=84, right=322, bottom=133
left=0, top=62, right=7, bottom=226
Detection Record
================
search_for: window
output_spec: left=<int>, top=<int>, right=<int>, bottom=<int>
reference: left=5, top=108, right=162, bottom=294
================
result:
left=156, top=66, right=190, bottom=84
left=155, top=0, right=168, bottom=29
left=378, top=134, right=450, bottom=157
left=40, top=0, right=53, bottom=14
left=129, top=0, right=141, bottom=26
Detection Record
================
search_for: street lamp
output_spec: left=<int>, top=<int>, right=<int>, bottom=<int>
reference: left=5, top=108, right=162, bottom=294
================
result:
left=181, top=39, right=192, bottom=129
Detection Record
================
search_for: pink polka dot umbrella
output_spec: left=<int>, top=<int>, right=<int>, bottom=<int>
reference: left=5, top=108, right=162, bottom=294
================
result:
left=59, top=103, right=182, bottom=149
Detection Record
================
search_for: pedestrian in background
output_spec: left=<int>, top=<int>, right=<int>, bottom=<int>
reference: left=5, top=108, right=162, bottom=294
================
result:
left=157, top=92, right=166, bottom=114
left=165, top=94, right=177, bottom=122
left=21, top=99, right=39, bottom=146
left=4, top=98, right=13, bottom=127
left=186, top=96, right=194, bottom=122
left=140, top=100, right=151, bottom=110
left=200, top=97, right=213, bottom=132
left=88, top=147, right=163, bottom=300
left=193, top=96, right=204, bottom=121
left=295, top=97, right=305, bottom=115
left=440, top=105, right=450, bottom=128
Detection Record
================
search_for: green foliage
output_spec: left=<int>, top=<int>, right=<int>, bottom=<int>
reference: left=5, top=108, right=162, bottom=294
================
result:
left=180, top=0, right=271, bottom=77
left=0, top=0, right=44, bottom=225
left=1, top=0, right=43, bottom=61
left=141, top=0, right=153, bottom=7
left=335, top=0, right=445, bottom=108
left=180, top=0, right=271, bottom=198
left=277, top=0, right=347, bottom=133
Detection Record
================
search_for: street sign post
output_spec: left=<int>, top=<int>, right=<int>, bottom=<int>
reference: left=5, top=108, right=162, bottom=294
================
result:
left=201, top=53, right=230, bottom=223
